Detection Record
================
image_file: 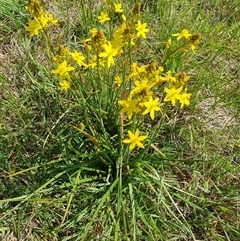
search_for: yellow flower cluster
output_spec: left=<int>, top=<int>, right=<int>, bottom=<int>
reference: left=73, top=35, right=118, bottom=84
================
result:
left=50, top=45, right=88, bottom=92
left=25, top=1, right=200, bottom=151
left=25, top=0, right=58, bottom=37
left=118, top=62, right=192, bottom=122
left=49, top=2, right=150, bottom=92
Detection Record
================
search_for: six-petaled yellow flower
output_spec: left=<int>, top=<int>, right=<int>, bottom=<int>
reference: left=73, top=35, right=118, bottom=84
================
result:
left=114, top=76, right=123, bottom=87
left=98, top=12, right=111, bottom=23
left=26, top=18, right=43, bottom=36
left=142, top=97, right=161, bottom=120
left=135, top=20, right=150, bottom=38
left=114, top=3, right=124, bottom=13
left=45, top=13, right=58, bottom=25
left=70, top=51, right=86, bottom=67
left=164, top=86, right=183, bottom=106
left=172, top=29, right=192, bottom=40
left=59, top=80, right=71, bottom=92
left=119, top=98, right=141, bottom=120
left=99, top=42, right=118, bottom=68
left=130, top=77, right=155, bottom=97
left=178, top=91, right=192, bottom=109
left=123, top=128, right=147, bottom=151
left=52, top=60, right=75, bottom=79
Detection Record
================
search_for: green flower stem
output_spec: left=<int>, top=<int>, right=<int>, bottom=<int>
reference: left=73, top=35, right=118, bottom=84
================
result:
left=96, top=51, right=102, bottom=92
left=116, top=113, right=128, bottom=239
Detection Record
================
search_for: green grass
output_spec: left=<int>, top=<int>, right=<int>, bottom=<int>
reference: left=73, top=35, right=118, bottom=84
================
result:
left=0, top=0, right=239, bottom=240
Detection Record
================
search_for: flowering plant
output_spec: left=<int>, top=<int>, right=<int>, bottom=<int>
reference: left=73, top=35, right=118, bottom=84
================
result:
left=24, top=1, right=201, bottom=238
left=26, top=0, right=200, bottom=155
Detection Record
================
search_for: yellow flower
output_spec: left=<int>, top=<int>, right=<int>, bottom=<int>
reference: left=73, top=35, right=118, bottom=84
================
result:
left=90, top=28, right=98, bottom=37
left=37, top=14, right=49, bottom=28
left=172, top=29, right=192, bottom=40
left=142, top=97, right=161, bottom=120
left=52, top=60, right=75, bottom=79
left=118, top=98, right=141, bottom=120
left=59, top=80, right=71, bottom=92
left=111, top=22, right=130, bottom=50
left=99, top=42, right=117, bottom=68
left=114, top=3, right=124, bottom=13
left=26, top=18, right=42, bottom=36
left=127, top=62, right=145, bottom=79
left=114, top=76, right=123, bottom=87
left=98, top=12, right=110, bottom=23
left=177, top=91, right=192, bottom=109
left=70, top=51, right=86, bottom=67
left=45, top=13, right=58, bottom=25
left=164, top=70, right=176, bottom=83
left=123, top=128, right=147, bottom=151
left=164, top=86, right=183, bottom=106
left=135, top=20, right=150, bottom=38
left=130, top=77, right=155, bottom=97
